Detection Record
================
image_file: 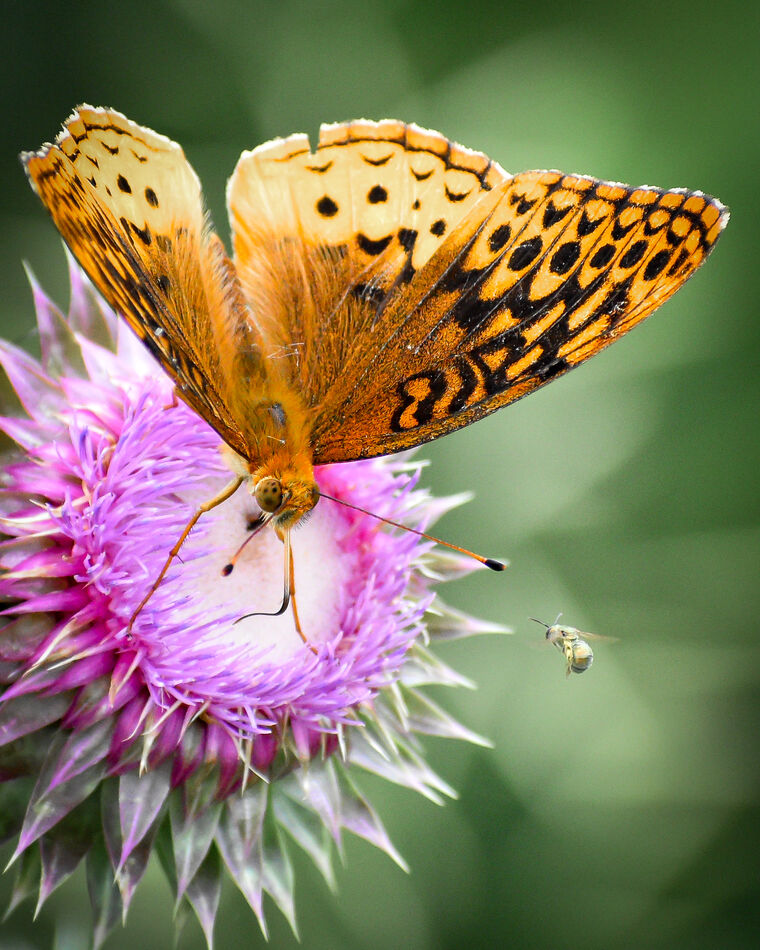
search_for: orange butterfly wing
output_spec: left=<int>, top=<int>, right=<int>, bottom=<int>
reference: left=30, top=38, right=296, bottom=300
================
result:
left=22, top=105, right=262, bottom=459
left=311, top=170, right=728, bottom=459
left=227, top=120, right=509, bottom=412
left=227, top=121, right=727, bottom=463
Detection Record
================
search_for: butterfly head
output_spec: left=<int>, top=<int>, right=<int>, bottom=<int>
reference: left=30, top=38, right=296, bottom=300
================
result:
left=250, top=455, right=319, bottom=530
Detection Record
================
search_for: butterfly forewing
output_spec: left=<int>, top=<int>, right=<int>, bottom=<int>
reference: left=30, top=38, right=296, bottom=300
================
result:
left=22, top=105, right=260, bottom=458
left=310, top=169, right=728, bottom=461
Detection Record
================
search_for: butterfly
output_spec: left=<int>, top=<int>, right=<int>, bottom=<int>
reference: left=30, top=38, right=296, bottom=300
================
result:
left=22, top=106, right=728, bottom=641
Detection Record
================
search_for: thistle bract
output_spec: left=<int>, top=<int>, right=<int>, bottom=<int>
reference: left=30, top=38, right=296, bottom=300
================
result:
left=0, top=256, right=505, bottom=946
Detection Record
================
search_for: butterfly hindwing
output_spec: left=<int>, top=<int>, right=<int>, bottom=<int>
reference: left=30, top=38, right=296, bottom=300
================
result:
left=229, top=119, right=508, bottom=288
left=309, top=169, right=728, bottom=461
left=227, top=121, right=511, bottom=406
left=22, top=105, right=259, bottom=457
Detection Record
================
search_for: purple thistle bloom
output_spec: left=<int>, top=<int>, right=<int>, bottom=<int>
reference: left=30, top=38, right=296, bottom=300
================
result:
left=0, top=255, right=506, bottom=946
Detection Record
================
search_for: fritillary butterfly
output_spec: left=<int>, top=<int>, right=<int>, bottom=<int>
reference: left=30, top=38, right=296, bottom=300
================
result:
left=22, top=107, right=728, bottom=639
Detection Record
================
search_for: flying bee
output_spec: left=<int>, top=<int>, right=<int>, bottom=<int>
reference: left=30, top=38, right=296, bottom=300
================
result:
left=531, top=615, right=615, bottom=677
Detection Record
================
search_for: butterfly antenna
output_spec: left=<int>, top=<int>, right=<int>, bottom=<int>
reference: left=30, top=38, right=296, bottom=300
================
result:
left=319, top=492, right=506, bottom=571
left=529, top=617, right=549, bottom=629
left=222, top=513, right=270, bottom=576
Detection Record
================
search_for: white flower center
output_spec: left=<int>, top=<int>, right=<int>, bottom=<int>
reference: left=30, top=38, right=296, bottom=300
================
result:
left=173, top=479, right=357, bottom=664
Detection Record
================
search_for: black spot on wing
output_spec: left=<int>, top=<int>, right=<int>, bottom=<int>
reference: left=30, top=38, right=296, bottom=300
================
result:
left=352, top=282, right=388, bottom=307
left=305, top=161, right=333, bottom=173
left=543, top=202, right=572, bottom=228
left=612, top=217, right=637, bottom=240
left=509, top=237, right=543, bottom=271
left=619, top=240, right=647, bottom=268
left=448, top=356, right=478, bottom=413
left=509, top=193, right=537, bottom=215
left=445, top=185, right=471, bottom=202
left=667, top=248, right=689, bottom=276
left=590, top=244, right=616, bottom=269
left=643, top=249, right=671, bottom=280
left=316, top=195, right=338, bottom=217
left=438, top=264, right=506, bottom=336
left=368, top=185, right=388, bottom=203
left=397, top=228, right=417, bottom=253
left=488, top=224, right=511, bottom=253
left=550, top=241, right=580, bottom=275
left=130, top=221, right=152, bottom=246
left=357, top=233, right=392, bottom=255
left=600, top=278, right=632, bottom=326
left=363, top=154, right=392, bottom=166
left=577, top=212, right=605, bottom=236
left=390, top=369, right=447, bottom=431
left=145, top=187, right=159, bottom=207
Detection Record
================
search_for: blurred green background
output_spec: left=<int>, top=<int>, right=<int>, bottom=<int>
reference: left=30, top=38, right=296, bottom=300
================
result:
left=1, top=1, right=757, bottom=947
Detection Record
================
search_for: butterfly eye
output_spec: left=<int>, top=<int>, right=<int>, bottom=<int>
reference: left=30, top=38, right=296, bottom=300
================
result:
left=254, top=477, right=283, bottom=512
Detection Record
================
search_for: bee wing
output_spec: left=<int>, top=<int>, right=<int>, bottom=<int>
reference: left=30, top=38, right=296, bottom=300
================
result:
left=578, top=631, right=618, bottom=643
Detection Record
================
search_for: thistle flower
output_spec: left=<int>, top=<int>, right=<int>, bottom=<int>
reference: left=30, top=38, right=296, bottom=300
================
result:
left=0, top=254, right=505, bottom=947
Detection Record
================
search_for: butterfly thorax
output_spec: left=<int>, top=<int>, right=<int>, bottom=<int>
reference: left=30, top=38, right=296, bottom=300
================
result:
left=221, top=371, right=319, bottom=529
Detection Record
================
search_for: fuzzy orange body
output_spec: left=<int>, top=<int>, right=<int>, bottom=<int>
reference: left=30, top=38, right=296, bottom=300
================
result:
left=248, top=450, right=320, bottom=531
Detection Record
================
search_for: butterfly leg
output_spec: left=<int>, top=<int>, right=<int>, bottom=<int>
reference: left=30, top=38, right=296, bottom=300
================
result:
left=162, top=389, right=179, bottom=411
left=126, top=474, right=246, bottom=635
left=286, top=533, right=311, bottom=650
